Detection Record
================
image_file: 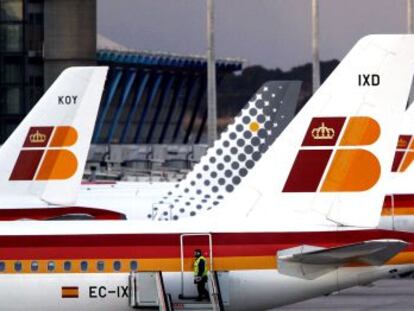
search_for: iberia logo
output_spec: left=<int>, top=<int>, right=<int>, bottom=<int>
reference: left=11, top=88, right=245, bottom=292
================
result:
left=283, top=117, right=381, bottom=192
left=391, top=135, right=414, bottom=172
left=9, top=126, right=78, bottom=181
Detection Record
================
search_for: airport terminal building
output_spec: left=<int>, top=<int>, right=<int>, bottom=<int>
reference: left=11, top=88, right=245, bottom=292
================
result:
left=0, top=0, right=96, bottom=141
left=0, top=0, right=242, bottom=179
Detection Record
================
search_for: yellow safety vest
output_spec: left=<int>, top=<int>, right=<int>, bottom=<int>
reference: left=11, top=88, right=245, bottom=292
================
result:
left=193, top=256, right=208, bottom=277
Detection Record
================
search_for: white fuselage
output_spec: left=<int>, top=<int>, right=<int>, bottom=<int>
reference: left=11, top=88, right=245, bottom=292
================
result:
left=0, top=219, right=412, bottom=310
left=1, top=266, right=411, bottom=310
left=78, top=183, right=414, bottom=233
left=4, top=181, right=414, bottom=232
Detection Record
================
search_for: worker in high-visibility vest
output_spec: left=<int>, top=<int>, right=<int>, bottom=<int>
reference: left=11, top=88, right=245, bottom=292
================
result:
left=193, top=248, right=209, bottom=301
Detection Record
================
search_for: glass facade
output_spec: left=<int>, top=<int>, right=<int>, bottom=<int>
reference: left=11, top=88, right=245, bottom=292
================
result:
left=0, top=0, right=44, bottom=143
left=0, top=86, right=22, bottom=113
left=0, top=24, right=23, bottom=51
left=1, top=61, right=23, bottom=83
left=0, top=0, right=23, bottom=21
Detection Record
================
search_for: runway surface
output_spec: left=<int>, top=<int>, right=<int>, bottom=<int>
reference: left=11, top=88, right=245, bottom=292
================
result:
left=278, top=279, right=414, bottom=310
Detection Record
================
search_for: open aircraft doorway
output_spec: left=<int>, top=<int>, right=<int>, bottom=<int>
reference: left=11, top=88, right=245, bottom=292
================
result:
left=179, top=234, right=213, bottom=299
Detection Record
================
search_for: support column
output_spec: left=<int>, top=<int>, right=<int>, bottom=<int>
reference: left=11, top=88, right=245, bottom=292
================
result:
left=408, top=0, right=413, bottom=34
left=207, top=0, right=217, bottom=145
left=312, top=0, right=320, bottom=93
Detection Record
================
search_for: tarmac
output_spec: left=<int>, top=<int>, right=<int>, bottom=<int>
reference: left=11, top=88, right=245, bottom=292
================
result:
left=278, top=279, right=414, bottom=310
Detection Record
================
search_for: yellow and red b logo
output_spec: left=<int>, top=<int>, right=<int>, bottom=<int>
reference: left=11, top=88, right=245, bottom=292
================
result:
left=10, top=126, right=78, bottom=181
left=283, top=117, right=381, bottom=192
left=391, top=135, right=414, bottom=173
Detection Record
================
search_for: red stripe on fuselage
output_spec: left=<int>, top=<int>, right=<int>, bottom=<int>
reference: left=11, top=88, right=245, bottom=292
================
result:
left=0, top=230, right=414, bottom=260
left=384, top=194, right=414, bottom=208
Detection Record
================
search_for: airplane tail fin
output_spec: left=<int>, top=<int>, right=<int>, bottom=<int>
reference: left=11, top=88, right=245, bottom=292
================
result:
left=149, top=81, right=302, bottom=220
left=379, top=102, right=414, bottom=229
left=387, top=102, right=414, bottom=194
left=238, top=35, right=414, bottom=227
left=0, top=67, right=108, bottom=205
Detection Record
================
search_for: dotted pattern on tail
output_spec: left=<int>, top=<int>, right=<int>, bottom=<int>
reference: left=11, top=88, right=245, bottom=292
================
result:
left=149, top=81, right=300, bottom=221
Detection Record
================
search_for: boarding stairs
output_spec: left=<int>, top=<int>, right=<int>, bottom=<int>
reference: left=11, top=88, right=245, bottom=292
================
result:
left=129, top=271, right=225, bottom=311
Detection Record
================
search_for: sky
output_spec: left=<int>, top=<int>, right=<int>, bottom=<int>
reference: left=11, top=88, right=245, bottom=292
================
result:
left=98, top=0, right=407, bottom=70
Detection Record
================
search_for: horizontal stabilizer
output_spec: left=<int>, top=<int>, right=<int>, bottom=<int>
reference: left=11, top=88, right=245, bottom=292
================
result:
left=277, top=239, right=407, bottom=280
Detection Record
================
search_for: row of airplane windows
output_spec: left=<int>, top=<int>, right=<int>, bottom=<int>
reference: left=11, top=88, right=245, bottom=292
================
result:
left=0, top=260, right=139, bottom=273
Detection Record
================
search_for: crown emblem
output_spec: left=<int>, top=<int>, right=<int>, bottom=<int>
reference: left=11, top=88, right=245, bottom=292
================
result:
left=311, top=122, right=335, bottom=140
left=29, top=130, right=47, bottom=144
left=398, top=137, right=408, bottom=149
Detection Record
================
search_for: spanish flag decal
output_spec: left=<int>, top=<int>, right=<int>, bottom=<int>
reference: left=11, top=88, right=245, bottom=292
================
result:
left=61, top=286, right=79, bottom=298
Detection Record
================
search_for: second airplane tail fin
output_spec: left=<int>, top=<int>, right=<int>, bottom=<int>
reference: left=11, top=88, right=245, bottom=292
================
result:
left=149, top=81, right=301, bottom=220
left=0, top=67, right=108, bottom=205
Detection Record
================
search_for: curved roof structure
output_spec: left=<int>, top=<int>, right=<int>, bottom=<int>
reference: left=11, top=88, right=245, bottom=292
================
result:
left=97, top=49, right=242, bottom=72
left=94, top=49, right=243, bottom=145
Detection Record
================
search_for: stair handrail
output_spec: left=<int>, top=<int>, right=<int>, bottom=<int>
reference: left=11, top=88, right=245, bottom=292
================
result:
left=208, top=271, right=224, bottom=311
left=128, top=270, right=137, bottom=307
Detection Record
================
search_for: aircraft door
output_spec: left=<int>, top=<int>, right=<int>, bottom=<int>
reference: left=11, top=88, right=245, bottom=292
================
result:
left=179, top=234, right=213, bottom=298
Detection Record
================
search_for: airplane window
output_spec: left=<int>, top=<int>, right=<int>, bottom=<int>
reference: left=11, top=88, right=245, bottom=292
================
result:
left=0, top=262, right=5, bottom=272
left=63, top=261, right=71, bottom=272
left=113, top=260, right=121, bottom=271
left=14, top=261, right=22, bottom=272
left=97, top=261, right=104, bottom=272
left=130, top=260, right=138, bottom=271
left=31, top=261, right=39, bottom=272
left=47, top=261, right=55, bottom=272
left=80, top=261, right=88, bottom=272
